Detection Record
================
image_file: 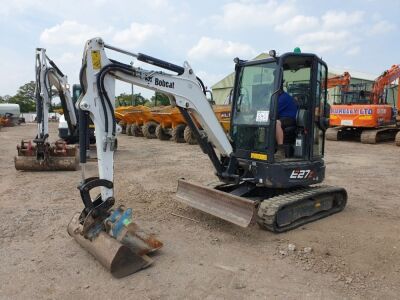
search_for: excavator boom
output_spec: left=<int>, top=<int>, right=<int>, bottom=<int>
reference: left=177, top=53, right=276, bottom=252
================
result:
left=14, top=48, right=79, bottom=171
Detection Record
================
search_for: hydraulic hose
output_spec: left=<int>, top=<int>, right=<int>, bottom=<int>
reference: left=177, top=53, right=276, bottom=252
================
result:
left=78, top=108, right=88, bottom=164
left=79, top=63, right=87, bottom=95
left=35, top=54, right=43, bottom=125
left=96, top=62, right=137, bottom=136
left=96, top=59, right=207, bottom=136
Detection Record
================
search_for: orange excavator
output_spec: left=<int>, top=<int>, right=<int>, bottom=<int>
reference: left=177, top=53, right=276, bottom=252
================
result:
left=327, top=71, right=351, bottom=90
left=325, top=71, right=351, bottom=104
left=327, top=65, right=399, bottom=144
left=372, top=65, right=400, bottom=146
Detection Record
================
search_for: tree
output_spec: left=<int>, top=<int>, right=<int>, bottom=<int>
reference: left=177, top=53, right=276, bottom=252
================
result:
left=150, top=92, right=169, bottom=106
left=116, top=92, right=148, bottom=107
left=0, top=95, right=12, bottom=103
left=9, top=81, right=36, bottom=112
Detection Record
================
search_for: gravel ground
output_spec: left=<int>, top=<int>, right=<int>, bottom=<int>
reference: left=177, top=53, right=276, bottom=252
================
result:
left=0, top=123, right=399, bottom=299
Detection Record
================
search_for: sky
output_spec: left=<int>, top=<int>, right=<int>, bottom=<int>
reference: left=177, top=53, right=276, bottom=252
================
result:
left=0, top=0, right=398, bottom=98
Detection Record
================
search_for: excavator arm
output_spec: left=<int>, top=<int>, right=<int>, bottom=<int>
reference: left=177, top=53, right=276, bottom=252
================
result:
left=69, top=37, right=239, bottom=277
left=35, top=48, right=78, bottom=139
left=372, top=64, right=400, bottom=104
left=14, top=48, right=79, bottom=171
left=77, top=38, right=236, bottom=203
left=326, top=71, right=351, bottom=89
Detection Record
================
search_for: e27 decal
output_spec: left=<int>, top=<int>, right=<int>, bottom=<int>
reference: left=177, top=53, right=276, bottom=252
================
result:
left=290, top=169, right=313, bottom=179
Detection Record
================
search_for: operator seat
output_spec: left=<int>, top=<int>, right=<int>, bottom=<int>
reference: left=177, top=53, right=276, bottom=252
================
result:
left=282, top=93, right=308, bottom=157
left=282, top=93, right=307, bottom=142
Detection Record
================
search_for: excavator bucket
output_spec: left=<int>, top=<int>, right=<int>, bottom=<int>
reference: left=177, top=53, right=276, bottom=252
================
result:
left=175, top=179, right=257, bottom=227
left=14, top=140, right=79, bottom=171
left=68, top=207, right=163, bottom=278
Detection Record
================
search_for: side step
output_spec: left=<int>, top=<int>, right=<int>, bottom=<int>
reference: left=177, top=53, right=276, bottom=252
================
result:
left=175, top=179, right=257, bottom=227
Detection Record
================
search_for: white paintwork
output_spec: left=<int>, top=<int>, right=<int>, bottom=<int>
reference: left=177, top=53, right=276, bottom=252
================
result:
left=0, top=103, right=20, bottom=116
left=78, top=37, right=233, bottom=200
left=35, top=48, right=77, bottom=139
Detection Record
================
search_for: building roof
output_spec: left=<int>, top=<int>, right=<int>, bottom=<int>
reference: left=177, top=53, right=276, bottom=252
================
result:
left=211, top=54, right=380, bottom=90
left=329, top=67, right=377, bottom=82
left=211, top=53, right=270, bottom=90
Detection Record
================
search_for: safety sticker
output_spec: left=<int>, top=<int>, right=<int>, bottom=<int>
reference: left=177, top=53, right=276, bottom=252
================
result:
left=256, top=110, right=269, bottom=122
left=91, top=50, right=101, bottom=70
left=251, top=152, right=268, bottom=160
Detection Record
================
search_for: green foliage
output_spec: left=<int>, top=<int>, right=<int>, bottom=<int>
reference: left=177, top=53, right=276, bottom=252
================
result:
left=116, top=92, right=148, bottom=107
left=0, top=81, right=69, bottom=113
left=8, top=81, right=36, bottom=113
left=0, top=95, right=11, bottom=104
left=150, top=92, right=170, bottom=106
left=49, top=102, right=63, bottom=113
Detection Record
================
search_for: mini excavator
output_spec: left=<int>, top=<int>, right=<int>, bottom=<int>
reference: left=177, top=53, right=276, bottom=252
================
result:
left=69, top=38, right=347, bottom=277
left=15, top=48, right=79, bottom=171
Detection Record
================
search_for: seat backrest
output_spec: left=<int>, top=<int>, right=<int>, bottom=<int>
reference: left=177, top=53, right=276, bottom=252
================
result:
left=292, top=94, right=308, bottom=109
left=296, top=108, right=307, bottom=128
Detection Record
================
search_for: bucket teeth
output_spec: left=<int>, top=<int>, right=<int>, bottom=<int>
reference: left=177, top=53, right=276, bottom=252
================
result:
left=120, top=223, right=163, bottom=255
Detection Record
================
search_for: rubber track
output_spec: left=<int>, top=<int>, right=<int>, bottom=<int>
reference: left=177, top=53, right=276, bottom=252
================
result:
left=325, top=127, right=340, bottom=141
left=395, top=131, right=400, bottom=146
left=257, top=185, right=347, bottom=233
left=360, top=128, right=399, bottom=144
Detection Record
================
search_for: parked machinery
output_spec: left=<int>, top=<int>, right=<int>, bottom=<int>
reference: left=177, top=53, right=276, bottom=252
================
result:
left=327, top=65, right=399, bottom=144
left=14, top=48, right=79, bottom=171
left=152, top=106, right=191, bottom=142
left=0, top=104, right=21, bottom=126
left=115, top=105, right=136, bottom=134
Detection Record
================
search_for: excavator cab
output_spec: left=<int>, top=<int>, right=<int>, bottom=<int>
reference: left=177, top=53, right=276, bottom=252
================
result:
left=177, top=52, right=346, bottom=232
left=230, top=53, right=330, bottom=184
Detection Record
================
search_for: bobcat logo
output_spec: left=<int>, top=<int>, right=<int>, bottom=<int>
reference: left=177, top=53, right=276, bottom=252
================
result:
left=144, top=75, right=153, bottom=83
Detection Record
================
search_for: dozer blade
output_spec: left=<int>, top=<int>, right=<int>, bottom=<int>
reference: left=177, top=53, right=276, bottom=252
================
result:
left=68, top=213, right=155, bottom=278
left=14, top=155, right=79, bottom=171
left=175, top=179, right=257, bottom=227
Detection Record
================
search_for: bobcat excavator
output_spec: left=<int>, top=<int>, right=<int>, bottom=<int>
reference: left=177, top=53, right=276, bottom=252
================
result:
left=14, top=48, right=79, bottom=171
left=68, top=38, right=347, bottom=277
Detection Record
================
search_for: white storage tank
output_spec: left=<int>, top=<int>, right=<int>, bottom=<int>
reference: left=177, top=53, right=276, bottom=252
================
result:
left=0, top=103, right=20, bottom=117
